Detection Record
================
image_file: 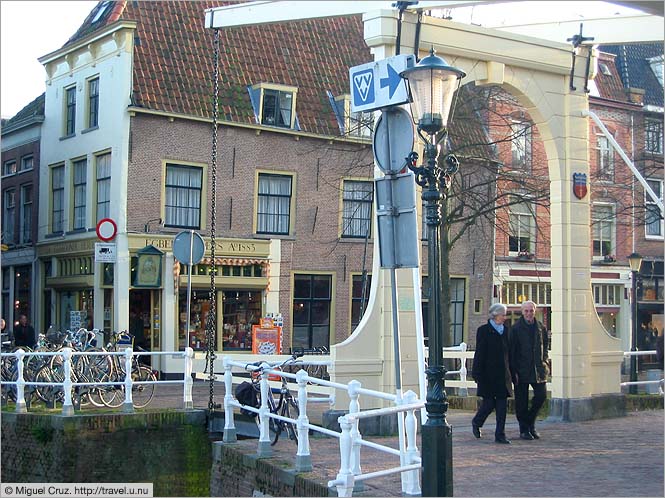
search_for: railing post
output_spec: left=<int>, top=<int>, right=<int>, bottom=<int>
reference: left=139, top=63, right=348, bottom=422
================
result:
left=459, top=342, right=468, bottom=397
left=347, top=379, right=362, bottom=486
left=122, top=349, right=134, bottom=412
left=257, top=362, right=272, bottom=457
left=295, top=369, right=312, bottom=471
left=15, top=350, right=27, bottom=413
left=223, top=357, right=237, bottom=443
left=403, top=390, right=421, bottom=496
left=334, top=415, right=355, bottom=497
left=183, top=347, right=194, bottom=409
left=61, top=348, right=74, bottom=416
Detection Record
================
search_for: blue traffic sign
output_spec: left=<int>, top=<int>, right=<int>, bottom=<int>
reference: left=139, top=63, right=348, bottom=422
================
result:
left=350, top=54, right=415, bottom=112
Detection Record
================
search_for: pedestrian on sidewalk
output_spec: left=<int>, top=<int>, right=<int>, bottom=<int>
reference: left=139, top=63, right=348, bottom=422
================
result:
left=511, top=300, right=549, bottom=441
left=471, top=303, right=513, bottom=444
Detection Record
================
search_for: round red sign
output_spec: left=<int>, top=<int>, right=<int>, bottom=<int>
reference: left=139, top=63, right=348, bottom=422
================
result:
left=96, top=218, right=117, bottom=242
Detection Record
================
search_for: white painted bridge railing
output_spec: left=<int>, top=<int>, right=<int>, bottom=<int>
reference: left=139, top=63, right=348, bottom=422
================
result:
left=219, top=356, right=425, bottom=497
left=621, top=350, right=664, bottom=395
left=0, top=347, right=195, bottom=414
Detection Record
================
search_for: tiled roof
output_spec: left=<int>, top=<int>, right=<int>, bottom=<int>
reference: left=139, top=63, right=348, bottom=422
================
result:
left=1, top=92, right=45, bottom=134
left=64, top=1, right=373, bottom=136
left=599, top=43, right=663, bottom=108
left=593, top=51, right=629, bottom=103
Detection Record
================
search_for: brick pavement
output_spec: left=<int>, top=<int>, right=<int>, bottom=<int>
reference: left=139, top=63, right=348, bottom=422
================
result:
left=151, top=383, right=664, bottom=497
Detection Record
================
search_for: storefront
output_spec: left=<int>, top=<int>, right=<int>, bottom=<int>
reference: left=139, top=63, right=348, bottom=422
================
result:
left=636, top=260, right=664, bottom=362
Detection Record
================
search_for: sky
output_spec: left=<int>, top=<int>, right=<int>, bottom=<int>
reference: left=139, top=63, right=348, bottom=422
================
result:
left=0, top=0, right=651, bottom=120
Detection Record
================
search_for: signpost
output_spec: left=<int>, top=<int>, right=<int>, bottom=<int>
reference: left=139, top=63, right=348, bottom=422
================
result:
left=173, top=231, right=206, bottom=349
left=350, top=54, right=415, bottom=112
left=95, top=218, right=117, bottom=242
left=95, top=243, right=117, bottom=263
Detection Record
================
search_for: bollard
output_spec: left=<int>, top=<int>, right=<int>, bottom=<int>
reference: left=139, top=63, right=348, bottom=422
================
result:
left=257, top=363, right=272, bottom=457
left=458, top=342, right=469, bottom=397
left=15, top=350, right=27, bottom=413
left=295, top=369, right=312, bottom=471
left=222, top=357, right=237, bottom=443
left=61, top=348, right=74, bottom=416
left=403, top=390, right=421, bottom=496
left=347, top=379, right=363, bottom=491
left=183, top=347, right=194, bottom=409
left=333, top=415, right=355, bottom=497
left=122, top=349, right=134, bottom=412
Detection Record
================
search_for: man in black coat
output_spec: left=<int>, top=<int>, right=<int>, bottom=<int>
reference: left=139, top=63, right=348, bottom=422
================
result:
left=511, top=300, right=549, bottom=440
left=471, top=303, right=514, bottom=444
left=12, top=314, right=36, bottom=349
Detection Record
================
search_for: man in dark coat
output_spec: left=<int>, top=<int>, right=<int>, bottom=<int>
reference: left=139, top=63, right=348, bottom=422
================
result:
left=511, top=300, right=549, bottom=440
left=471, top=303, right=513, bottom=444
left=12, top=314, right=36, bottom=349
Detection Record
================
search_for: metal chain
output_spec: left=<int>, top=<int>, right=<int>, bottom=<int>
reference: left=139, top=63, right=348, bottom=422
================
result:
left=206, top=28, right=220, bottom=412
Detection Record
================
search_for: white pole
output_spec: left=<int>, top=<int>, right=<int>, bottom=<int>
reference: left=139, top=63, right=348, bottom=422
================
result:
left=185, top=230, right=195, bottom=350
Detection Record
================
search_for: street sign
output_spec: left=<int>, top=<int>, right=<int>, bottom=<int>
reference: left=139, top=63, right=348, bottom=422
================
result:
left=96, top=218, right=117, bottom=242
left=373, top=107, right=414, bottom=174
left=173, top=231, right=206, bottom=266
left=95, top=242, right=117, bottom=263
left=350, top=54, right=415, bottom=112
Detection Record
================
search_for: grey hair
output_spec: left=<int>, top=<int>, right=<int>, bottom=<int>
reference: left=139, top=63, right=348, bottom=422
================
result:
left=488, top=303, right=507, bottom=319
left=521, top=300, right=537, bottom=310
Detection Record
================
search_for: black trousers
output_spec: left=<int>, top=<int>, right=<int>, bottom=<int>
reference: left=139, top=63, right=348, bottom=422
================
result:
left=514, top=382, right=547, bottom=432
left=472, top=396, right=507, bottom=438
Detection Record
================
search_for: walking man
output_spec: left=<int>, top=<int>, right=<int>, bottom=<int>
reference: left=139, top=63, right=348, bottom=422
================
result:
left=13, top=314, right=36, bottom=349
left=511, top=300, right=549, bottom=440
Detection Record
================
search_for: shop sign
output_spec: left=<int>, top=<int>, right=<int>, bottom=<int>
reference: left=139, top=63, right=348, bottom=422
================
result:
left=252, top=325, right=282, bottom=355
left=134, top=245, right=163, bottom=288
left=95, top=242, right=117, bottom=263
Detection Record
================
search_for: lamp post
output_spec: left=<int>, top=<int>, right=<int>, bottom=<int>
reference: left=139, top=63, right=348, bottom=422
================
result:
left=627, top=252, right=643, bottom=395
left=401, top=48, right=465, bottom=497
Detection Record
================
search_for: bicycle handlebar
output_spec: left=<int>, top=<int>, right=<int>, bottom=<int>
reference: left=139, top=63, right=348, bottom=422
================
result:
left=245, top=352, right=304, bottom=372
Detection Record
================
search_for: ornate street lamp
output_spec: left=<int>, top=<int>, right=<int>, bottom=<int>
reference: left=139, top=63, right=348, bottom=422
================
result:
left=401, top=48, right=465, bottom=497
left=627, top=252, right=643, bottom=395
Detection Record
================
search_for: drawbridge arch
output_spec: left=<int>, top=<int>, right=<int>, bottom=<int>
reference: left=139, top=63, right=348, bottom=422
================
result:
left=331, top=10, right=624, bottom=420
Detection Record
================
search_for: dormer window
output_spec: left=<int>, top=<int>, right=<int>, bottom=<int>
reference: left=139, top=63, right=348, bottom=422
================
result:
left=648, top=55, right=663, bottom=87
left=248, top=83, right=298, bottom=129
left=330, top=93, right=374, bottom=138
left=91, top=1, right=112, bottom=24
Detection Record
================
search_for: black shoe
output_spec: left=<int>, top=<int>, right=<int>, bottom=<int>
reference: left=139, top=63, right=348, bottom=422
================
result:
left=520, top=432, right=535, bottom=440
left=495, top=436, right=511, bottom=444
left=472, top=424, right=482, bottom=439
left=529, top=428, right=541, bottom=439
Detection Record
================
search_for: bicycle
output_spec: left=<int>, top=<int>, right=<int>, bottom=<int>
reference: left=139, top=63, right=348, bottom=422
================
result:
left=243, top=353, right=303, bottom=446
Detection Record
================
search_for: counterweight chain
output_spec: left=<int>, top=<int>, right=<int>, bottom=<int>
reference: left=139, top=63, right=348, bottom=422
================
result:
left=206, top=28, right=220, bottom=412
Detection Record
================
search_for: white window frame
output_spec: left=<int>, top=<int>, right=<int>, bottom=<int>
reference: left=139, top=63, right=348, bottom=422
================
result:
left=253, top=83, right=298, bottom=129
left=95, top=153, right=111, bottom=222
left=19, top=155, right=33, bottom=173
left=645, top=117, right=663, bottom=154
left=2, top=160, right=17, bottom=177
left=592, top=203, right=615, bottom=259
left=72, top=158, right=87, bottom=230
left=341, top=179, right=373, bottom=238
left=87, top=77, right=100, bottom=129
left=508, top=196, right=536, bottom=255
left=510, top=121, right=532, bottom=171
left=645, top=178, right=664, bottom=239
left=51, top=165, right=65, bottom=234
left=596, top=134, right=614, bottom=180
left=64, top=85, right=77, bottom=136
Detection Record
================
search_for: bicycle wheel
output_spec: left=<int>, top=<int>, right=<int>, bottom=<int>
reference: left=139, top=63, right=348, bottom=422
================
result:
left=281, top=397, right=299, bottom=442
left=131, top=365, right=156, bottom=408
left=98, top=369, right=124, bottom=408
left=34, top=364, right=64, bottom=405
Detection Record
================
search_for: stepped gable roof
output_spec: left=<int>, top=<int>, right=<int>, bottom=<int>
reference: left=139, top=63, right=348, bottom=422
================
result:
left=599, top=43, right=663, bottom=108
left=593, top=51, right=630, bottom=103
left=1, top=93, right=45, bottom=135
left=63, top=1, right=372, bottom=136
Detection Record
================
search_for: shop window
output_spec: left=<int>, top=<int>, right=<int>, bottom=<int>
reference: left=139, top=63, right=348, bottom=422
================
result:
left=257, top=172, right=293, bottom=235
left=72, top=158, right=87, bottom=230
left=2, top=189, right=16, bottom=245
left=351, top=273, right=371, bottom=330
left=51, top=165, right=65, bottom=233
left=592, top=204, right=614, bottom=258
left=14, top=266, right=31, bottom=322
left=292, top=274, right=332, bottom=349
left=341, top=180, right=373, bottom=238
left=222, top=291, right=261, bottom=352
left=164, top=163, right=203, bottom=229
left=96, top=153, right=111, bottom=222
left=500, top=281, right=552, bottom=307
left=645, top=179, right=663, bottom=238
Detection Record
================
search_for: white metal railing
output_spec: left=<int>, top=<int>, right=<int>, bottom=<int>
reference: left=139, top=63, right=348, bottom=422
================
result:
left=0, top=347, right=195, bottom=414
left=621, top=350, right=664, bottom=395
left=217, top=355, right=424, bottom=497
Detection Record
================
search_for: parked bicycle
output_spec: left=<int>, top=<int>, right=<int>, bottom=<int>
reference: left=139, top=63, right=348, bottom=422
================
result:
left=241, top=353, right=303, bottom=446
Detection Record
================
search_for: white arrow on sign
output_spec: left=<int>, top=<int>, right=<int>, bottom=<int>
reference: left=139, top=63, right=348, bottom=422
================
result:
left=350, top=54, right=415, bottom=113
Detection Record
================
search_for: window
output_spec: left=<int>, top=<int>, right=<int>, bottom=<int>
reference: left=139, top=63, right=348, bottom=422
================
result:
left=648, top=55, right=664, bottom=87
left=88, top=77, right=99, bottom=128
left=164, top=164, right=202, bottom=228
left=2, top=189, right=16, bottom=245
left=341, top=180, right=373, bottom=238
left=596, top=135, right=614, bottom=179
left=510, top=121, right=531, bottom=170
left=2, top=160, right=16, bottom=177
left=51, top=165, right=65, bottom=233
left=257, top=173, right=292, bottom=235
left=20, top=185, right=32, bottom=244
left=509, top=198, right=535, bottom=253
left=262, top=89, right=294, bottom=128
left=592, top=204, right=614, bottom=257
left=96, top=153, right=111, bottom=222
left=645, top=118, right=663, bottom=154
left=351, top=273, right=372, bottom=329
left=65, top=86, right=76, bottom=136
left=20, top=156, right=33, bottom=172
left=501, top=282, right=552, bottom=307
left=73, top=159, right=87, bottom=230
left=646, top=179, right=663, bottom=237
left=593, top=283, right=623, bottom=338
left=292, top=274, right=332, bottom=349
left=348, top=110, right=374, bottom=138
left=421, top=276, right=465, bottom=345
